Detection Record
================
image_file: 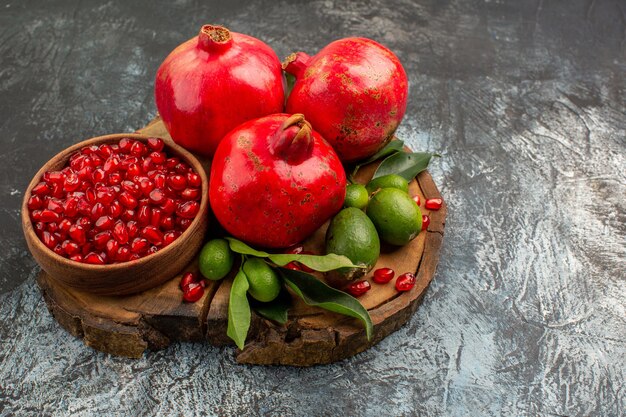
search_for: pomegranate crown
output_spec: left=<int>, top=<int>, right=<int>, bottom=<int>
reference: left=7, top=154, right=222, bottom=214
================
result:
left=271, top=114, right=314, bottom=165
left=197, top=24, right=233, bottom=53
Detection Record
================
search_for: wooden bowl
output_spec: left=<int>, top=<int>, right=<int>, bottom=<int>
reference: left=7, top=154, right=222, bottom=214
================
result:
left=21, top=133, right=209, bottom=296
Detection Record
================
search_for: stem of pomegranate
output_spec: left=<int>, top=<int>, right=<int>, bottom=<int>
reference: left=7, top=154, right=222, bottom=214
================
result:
left=271, top=114, right=314, bottom=164
left=198, top=25, right=233, bottom=53
left=282, top=52, right=311, bottom=78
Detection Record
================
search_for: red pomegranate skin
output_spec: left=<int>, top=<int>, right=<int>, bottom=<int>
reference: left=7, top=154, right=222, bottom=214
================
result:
left=210, top=113, right=346, bottom=248
left=155, top=25, right=285, bottom=157
left=284, top=38, right=408, bottom=163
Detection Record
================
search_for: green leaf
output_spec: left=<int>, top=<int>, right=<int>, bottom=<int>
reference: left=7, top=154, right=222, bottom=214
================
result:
left=278, top=268, right=373, bottom=340
left=373, top=152, right=436, bottom=181
left=350, top=140, right=405, bottom=180
left=225, top=237, right=270, bottom=258
left=269, top=253, right=362, bottom=272
left=227, top=268, right=251, bottom=350
left=250, top=288, right=292, bottom=324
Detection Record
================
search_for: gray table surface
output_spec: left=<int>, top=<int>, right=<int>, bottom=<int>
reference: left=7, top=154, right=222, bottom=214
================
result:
left=1, top=0, right=624, bottom=416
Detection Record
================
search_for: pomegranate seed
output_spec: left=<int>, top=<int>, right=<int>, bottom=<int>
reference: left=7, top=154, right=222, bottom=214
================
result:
left=154, top=173, right=166, bottom=188
left=108, top=171, right=122, bottom=185
left=118, top=138, right=133, bottom=153
left=137, top=205, right=151, bottom=226
left=63, top=197, right=78, bottom=217
left=286, top=245, right=304, bottom=254
left=412, top=195, right=420, bottom=206
left=84, top=252, right=105, bottom=264
left=179, top=272, right=197, bottom=290
left=34, top=222, right=46, bottom=236
left=160, top=198, right=176, bottom=215
left=149, top=188, right=166, bottom=205
left=77, top=165, right=93, bottom=180
left=160, top=215, right=175, bottom=230
left=142, top=157, right=154, bottom=174
left=92, top=168, right=106, bottom=183
left=421, top=215, right=430, bottom=231
left=89, top=155, right=103, bottom=167
left=97, top=144, right=113, bottom=158
left=103, top=156, right=120, bottom=173
left=147, top=137, right=164, bottom=151
left=90, top=202, right=106, bottom=220
left=109, top=200, right=123, bottom=218
left=46, top=199, right=64, bottom=213
left=131, top=238, right=150, bottom=254
left=346, top=280, right=371, bottom=297
left=96, top=186, right=116, bottom=205
left=113, top=221, right=129, bottom=244
left=47, top=222, right=59, bottom=233
left=76, top=198, right=92, bottom=216
left=61, top=240, right=80, bottom=255
left=127, top=163, right=142, bottom=177
left=181, top=188, right=200, bottom=200
left=150, top=207, right=163, bottom=228
left=53, top=244, right=65, bottom=256
left=178, top=218, right=192, bottom=230
left=39, top=209, right=60, bottom=223
left=119, top=191, right=138, bottom=209
left=150, top=151, right=166, bottom=164
left=187, top=172, right=201, bottom=187
left=425, top=198, right=443, bottom=210
left=106, top=239, right=119, bottom=259
left=176, top=201, right=199, bottom=219
left=32, top=182, right=50, bottom=196
left=51, top=183, right=64, bottom=198
left=167, top=174, right=187, bottom=190
left=44, top=171, right=65, bottom=184
left=175, top=163, right=188, bottom=174
left=69, top=254, right=83, bottom=262
left=76, top=216, right=91, bottom=228
left=42, top=231, right=58, bottom=249
left=116, top=245, right=131, bottom=262
left=130, top=141, right=146, bottom=156
left=119, top=156, right=138, bottom=170
left=129, top=253, right=141, bottom=261
left=58, top=218, right=73, bottom=234
left=121, top=180, right=140, bottom=196
left=64, top=172, right=80, bottom=192
left=163, top=231, right=180, bottom=246
left=121, top=209, right=135, bottom=222
left=93, top=231, right=112, bottom=249
left=94, top=215, right=114, bottom=231
left=396, top=272, right=416, bottom=292
left=138, top=177, right=154, bottom=196
left=127, top=221, right=139, bottom=238
left=68, top=224, right=86, bottom=244
left=27, top=195, right=44, bottom=210
left=147, top=245, right=159, bottom=255
left=285, top=261, right=301, bottom=270
left=373, top=267, right=395, bottom=284
left=141, top=225, right=164, bottom=246
left=166, top=157, right=180, bottom=169
left=85, top=188, right=96, bottom=203
left=182, top=283, right=204, bottom=303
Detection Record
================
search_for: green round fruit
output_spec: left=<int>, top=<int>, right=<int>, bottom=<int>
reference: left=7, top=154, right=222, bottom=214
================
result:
left=366, top=174, right=409, bottom=194
left=325, top=207, right=380, bottom=282
left=242, top=258, right=281, bottom=302
left=367, top=188, right=422, bottom=246
left=198, top=239, right=235, bottom=280
left=344, top=184, right=369, bottom=210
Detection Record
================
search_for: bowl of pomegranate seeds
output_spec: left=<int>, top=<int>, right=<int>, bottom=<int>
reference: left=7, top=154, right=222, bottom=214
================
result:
left=21, top=133, right=209, bottom=295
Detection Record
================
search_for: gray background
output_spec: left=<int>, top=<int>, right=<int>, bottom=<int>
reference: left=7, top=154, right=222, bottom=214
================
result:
left=1, top=0, right=624, bottom=416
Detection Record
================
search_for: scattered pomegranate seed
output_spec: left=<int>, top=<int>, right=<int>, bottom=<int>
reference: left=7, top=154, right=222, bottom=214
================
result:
left=346, top=280, right=371, bottom=297
left=27, top=138, right=202, bottom=264
left=373, top=267, right=395, bottom=284
left=425, top=198, right=442, bottom=210
left=182, top=282, right=204, bottom=303
left=286, top=245, right=304, bottom=254
left=395, top=272, right=416, bottom=292
left=285, top=262, right=301, bottom=270
left=421, top=214, right=430, bottom=231
left=179, top=271, right=197, bottom=290
left=412, top=195, right=420, bottom=206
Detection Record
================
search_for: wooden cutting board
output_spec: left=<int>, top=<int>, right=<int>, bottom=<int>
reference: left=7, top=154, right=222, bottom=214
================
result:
left=37, top=118, right=446, bottom=366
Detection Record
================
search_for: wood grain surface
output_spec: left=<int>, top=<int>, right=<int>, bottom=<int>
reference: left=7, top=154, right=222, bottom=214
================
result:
left=36, top=118, right=446, bottom=365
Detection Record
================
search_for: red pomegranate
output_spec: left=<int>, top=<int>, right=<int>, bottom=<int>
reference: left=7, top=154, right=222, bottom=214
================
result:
left=210, top=113, right=346, bottom=248
left=284, top=38, right=408, bottom=163
left=155, top=25, right=285, bottom=157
